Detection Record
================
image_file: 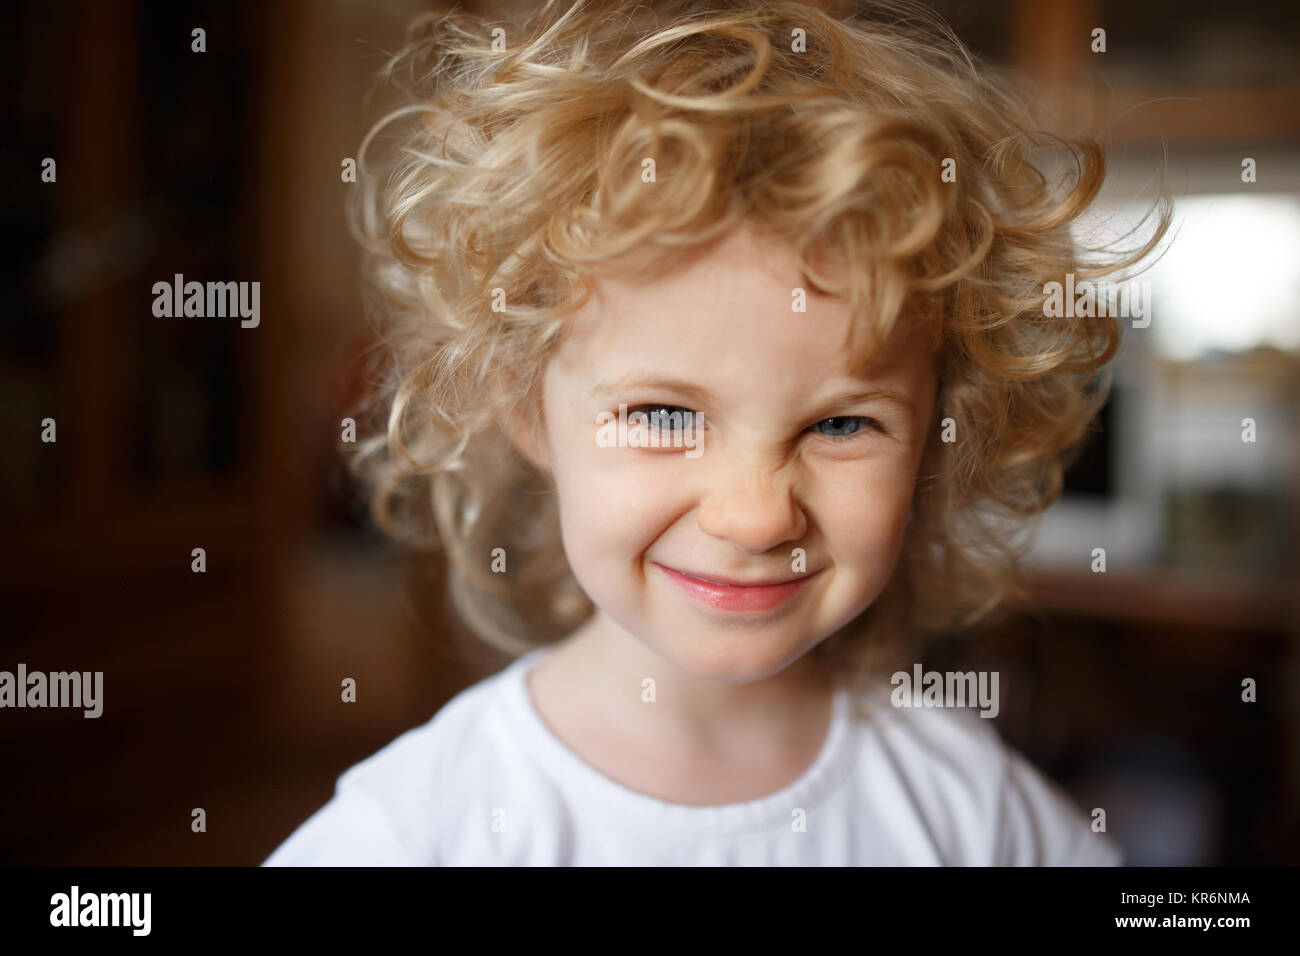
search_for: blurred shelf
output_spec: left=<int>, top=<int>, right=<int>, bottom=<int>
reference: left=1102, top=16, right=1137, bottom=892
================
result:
left=1101, top=84, right=1300, bottom=145
left=2, top=500, right=267, bottom=595
left=1019, top=565, right=1298, bottom=630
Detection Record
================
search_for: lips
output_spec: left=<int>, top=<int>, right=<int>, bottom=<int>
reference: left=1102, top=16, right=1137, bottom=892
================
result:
left=654, top=563, right=818, bottom=613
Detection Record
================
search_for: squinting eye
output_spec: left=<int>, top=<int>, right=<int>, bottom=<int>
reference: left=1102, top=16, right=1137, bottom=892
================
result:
left=810, top=416, right=884, bottom=438
left=628, top=405, right=697, bottom=431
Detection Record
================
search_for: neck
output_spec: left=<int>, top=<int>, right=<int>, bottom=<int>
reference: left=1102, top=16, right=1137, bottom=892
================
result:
left=556, top=610, right=833, bottom=755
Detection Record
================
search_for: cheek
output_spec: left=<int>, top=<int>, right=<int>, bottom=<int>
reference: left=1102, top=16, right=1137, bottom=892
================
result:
left=549, top=434, right=680, bottom=573
left=815, top=458, right=916, bottom=570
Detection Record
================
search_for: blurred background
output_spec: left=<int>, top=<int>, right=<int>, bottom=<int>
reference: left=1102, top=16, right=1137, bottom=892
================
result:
left=3, top=0, right=1297, bottom=865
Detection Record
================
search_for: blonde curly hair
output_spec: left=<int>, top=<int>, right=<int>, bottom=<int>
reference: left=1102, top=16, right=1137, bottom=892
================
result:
left=348, top=0, right=1171, bottom=692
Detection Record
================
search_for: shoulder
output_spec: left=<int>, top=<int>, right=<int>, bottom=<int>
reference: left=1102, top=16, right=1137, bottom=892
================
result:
left=262, top=659, right=524, bottom=867
left=853, top=689, right=1122, bottom=866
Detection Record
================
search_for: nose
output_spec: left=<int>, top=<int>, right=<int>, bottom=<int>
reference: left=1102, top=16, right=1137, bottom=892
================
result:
left=695, top=455, right=807, bottom=554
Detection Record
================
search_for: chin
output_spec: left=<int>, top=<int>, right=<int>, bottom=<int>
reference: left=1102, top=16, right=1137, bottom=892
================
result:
left=657, top=629, right=813, bottom=685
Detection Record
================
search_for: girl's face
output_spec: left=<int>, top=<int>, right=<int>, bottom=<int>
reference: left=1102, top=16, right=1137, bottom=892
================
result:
left=527, top=224, right=937, bottom=684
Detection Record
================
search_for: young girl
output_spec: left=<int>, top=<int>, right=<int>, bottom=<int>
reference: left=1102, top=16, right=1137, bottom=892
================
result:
left=265, top=0, right=1168, bottom=865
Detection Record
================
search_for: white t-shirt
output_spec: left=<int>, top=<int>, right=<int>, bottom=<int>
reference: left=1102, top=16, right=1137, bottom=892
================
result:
left=263, top=646, right=1122, bottom=866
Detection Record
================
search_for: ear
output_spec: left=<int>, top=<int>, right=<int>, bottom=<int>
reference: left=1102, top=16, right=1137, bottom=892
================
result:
left=499, top=407, right=549, bottom=472
left=494, top=376, right=550, bottom=473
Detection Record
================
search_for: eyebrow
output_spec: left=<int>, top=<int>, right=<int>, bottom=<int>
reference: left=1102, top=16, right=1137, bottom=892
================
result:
left=587, top=371, right=917, bottom=415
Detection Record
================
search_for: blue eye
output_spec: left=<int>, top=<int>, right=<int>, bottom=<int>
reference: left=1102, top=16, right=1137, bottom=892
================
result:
left=811, top=416, right=883, bottom=438
left=629, top=405, right=695, bottom=431
left=623, top=407, right=883, bottom=439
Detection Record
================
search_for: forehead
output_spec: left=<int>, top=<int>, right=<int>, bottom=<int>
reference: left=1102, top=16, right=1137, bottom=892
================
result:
left=551, top=226, right=935, bottom=393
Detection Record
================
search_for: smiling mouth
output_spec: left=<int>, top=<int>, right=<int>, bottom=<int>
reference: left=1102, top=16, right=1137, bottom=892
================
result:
left=669, top=567, right=806, bottom=588
left=654, top=563, right=819, bottom=613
